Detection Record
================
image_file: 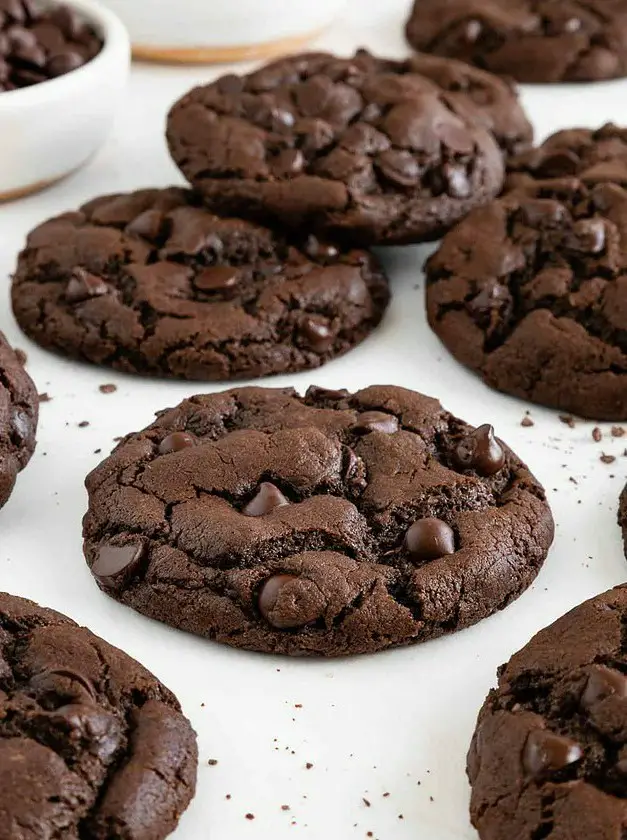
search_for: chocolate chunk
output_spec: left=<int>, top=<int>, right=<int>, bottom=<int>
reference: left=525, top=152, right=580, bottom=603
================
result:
left=65, top=268, right=108, bottom=303
left=352, top=411, right=399, bottom=435
left=299, top=317, right=335, bottom=352
left=257, top=575, right=322, bottom=630
left=522, top=729, right=583, bottom=778
left=30, top=668, right=96, bottom=703
left=243, top=482, right=289, bottom=516
left=405, top=518, right=455, bottom=562
left=581, top=666, right=627, bottom=707
left=91, top=544, right=144, bottom=590
left=158, top=432, right=197, bottom=455
left=125, top=209, right=164, bottom=241
left=455, top=425, right=505, bottom=476
left=194, top=266, right=239, bottom=293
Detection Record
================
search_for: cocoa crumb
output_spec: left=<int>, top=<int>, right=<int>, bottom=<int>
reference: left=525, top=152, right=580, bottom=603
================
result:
left=592, top=427, right=602, bottom=442
left=99, top=383, right=117, bottom=394
left=208, top=759, right=218, bottom=766
left=226, top=794, right=231, bottom=800
left=78, top=421, right=89, bottom=428
left=521, top=416, right=534, bottom=427
left=612, top=426, right=625, bottom=438
left=93, top=449, right=101, bottom=454
left=38, top=392, right=52, bottom=403
left=305, top=763, right=313, bottom=769
left=245, top=813, right=255, bottom=820
left=559, top=414, right=575, bottom=428
left=601, top=454, right=616, bottom=464
left=363, top=798, right=371, bottom=807
left=281, top=805, right=290, bottom=811
left=294, top=704, right=302, bottom=708
left=383, top=792, right=390, bottom=797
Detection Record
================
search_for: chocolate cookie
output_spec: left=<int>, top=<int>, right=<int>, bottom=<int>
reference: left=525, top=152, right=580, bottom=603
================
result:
left=405, top=0, right=627, bottom=84
left=11, top=187, right=389, bottom=381
left=0, top=591, right=197, bottom=838
left=166, top=50, right=505, bottom=245
left=507, top=123, right=627, bottom=193
left=619, top=485, right=627, bottom=558
left=425, top=164, right=627, bottom=419
left=82, top=385, right=554, bottom=657
left=0, top=330, right=37, bottom=509
left=468, top=585, right=627, bottom=840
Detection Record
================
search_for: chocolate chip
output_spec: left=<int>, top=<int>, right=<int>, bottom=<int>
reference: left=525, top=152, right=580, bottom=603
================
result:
left=65, top=268, right=108, bottom=303
left=467, top=281, right=510, bottom=320
left=194, top=266, right=239, bottom=293
left=352, top=411, right=399, bottom=435
left=158, top=432, right=197, bottom=455
left=272, top=148, right=305, bottom=177
left=405, top=518, right=455, bottom=562
left=455, top=424, right=505, bottom=476
left=47, top=50, right=83, bottom=77
left=30, top=668, right=96, bottom=703
left=436, top=123, right=474, bottom=155
left=522, top=729, right=583, bottom=778
left=243, top=482, right=289, bottom=516
left=217, top=73, right=244, bottom=95
left=257, top=574, right=321, bottom=629
left=126, top=209, right=164, bottom=241
left=52, top=703, right=122, bottom=761
left=299, top=317, right=335, bottom=352
left=564, top=219, right=606, bottom=254
left=304, top=236, right=339, bottom=262
left=91, top=543, right=144, bottom=590
left=581, top=666, right=627, bottom=708
left=443, top=164, right=471, bottom=198
left=305, top=385, right=349, bottom=402
left=376, top=149, right=421, bottom=187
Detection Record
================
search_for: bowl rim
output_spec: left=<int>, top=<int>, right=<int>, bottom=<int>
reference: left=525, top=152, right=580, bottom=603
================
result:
left=0, top=0, right=129, bottom=109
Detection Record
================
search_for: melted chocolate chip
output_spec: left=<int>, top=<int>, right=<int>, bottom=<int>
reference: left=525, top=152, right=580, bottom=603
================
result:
left=581, top=666, right=627, bottom=708
left=352, top=411, right=399, bottom=435
left=405, top=518, right=455, bottom=562
left=126, top=209, right=164, bottom=241
left=258, top=574, right=299, bottom=627
left=30, top=668, right=96, bottom=703
left=455, top=424, right=505, bottom=476
left=522, top=729, right=583, bottom=778
left=65, top=268, right=108, bottom=303
left=91, top=544, right=144, bottom=590
left=158, top=432, right=197, bottom=455
left=194, top=266, right=239, bottom=293
left=243, top=482, right=289, bottom=517
left=299, top=317, right=335, bottom=352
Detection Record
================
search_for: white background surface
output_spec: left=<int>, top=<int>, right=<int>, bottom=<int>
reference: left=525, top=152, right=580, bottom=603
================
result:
left=2, top=1, right=627, bottom=838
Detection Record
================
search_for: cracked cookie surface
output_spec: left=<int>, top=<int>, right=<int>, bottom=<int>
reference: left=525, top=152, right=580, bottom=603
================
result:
left=83, top=385, right=554, bottom=657
left=406, top=0, right=627, bottom=83
left=425, top=146, right=627, bottom=420
left=166, top=50, right=505, bottom=246
left=0, top=331, right=38, bottom=510
left=0, top=591, right=197, bottom=839
left=10, top=188, right=389, bottom=381
left=468, top=586, right=627, bottom=840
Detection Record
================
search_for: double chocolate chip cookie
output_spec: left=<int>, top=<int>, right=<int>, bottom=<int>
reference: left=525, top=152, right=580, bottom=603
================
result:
left=426, top=129, right=627, bottom=420
left=0, top=331, right=37, bottom=509
left=469, top=585, right=627, bottom=840
left=11, top=187, right=389, bottom=381
left=83, top=385, right=554, bottom=657
left=406, top=0, right=627, bottom=84
left=166, top=50, right=507, bottom=245
left=0, top=591, right=197, bottom=838
left=619, top=486, right=627, bottom=558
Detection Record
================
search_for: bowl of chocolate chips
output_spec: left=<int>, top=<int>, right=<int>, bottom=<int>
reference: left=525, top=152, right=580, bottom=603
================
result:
left=0, top=0, right=129, bottom=201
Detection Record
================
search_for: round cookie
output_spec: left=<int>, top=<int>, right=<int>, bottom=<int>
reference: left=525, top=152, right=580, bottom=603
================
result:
left=11, top=188, right=389, bottom=381
left=507, top=123, right=627, bottom=192
left=405, top=0, right=627, bottom=84
left=82, top=384, right=554, bottom=657
left=425, top=167, right=627, bottom=420
left=0, top=331, right=38, bottom=509
left=0, top=591, right=197, bottom=838
left=166, top=50, right=505, bottom=246
left=468, top=586, right=627, bottom=840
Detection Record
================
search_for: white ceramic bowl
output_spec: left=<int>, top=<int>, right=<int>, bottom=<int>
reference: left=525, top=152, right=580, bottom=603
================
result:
left=0, top=0, right=130, bottom=202
left=101, top=0, right=347, bottom=63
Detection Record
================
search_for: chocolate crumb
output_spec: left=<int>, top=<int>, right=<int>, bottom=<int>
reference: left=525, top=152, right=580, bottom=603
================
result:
left=226, top=795, right=231, bottom=800
left=559, top=414, right=575, bottom=428
left=398, top=814, right=404, bottom=820
left=363, top=798, right=371, bottom=807
left=367, top=833, right=373, bottom=838
left=14, top=349, right=27, bottom=366
left=113, top=436, right=124, bottom=442
left=521, top=416, right=534, bottom=427
left=600, top=453, right=616, bottom=464
left=245, top=813, right=255, bottom=820
left=612, top=426, right=625, bottom=438
left=592, top=427, right=602, bottom=442
left=93, top=449, right=101, bottom=454
left=78, top=421, right=90, bottom=428
left=38, top=393, right=52, bottom=403
left=208, top=759, right=218, bottom=766
left=281, top=805, right=290, bottom=811
left=383, top=792, right=390, bottom=797
left=295, top=704, right=303, bottom=708
left=99, top=383, right=117, bottom=394
left=306, top=763, right=313, bottom=769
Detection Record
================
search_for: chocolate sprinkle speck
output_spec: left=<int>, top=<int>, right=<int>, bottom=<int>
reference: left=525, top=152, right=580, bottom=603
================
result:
left=363, top=798, right=371, bottom=807
left=593, top=427, right=602, bottom=442
left=99, top=383, right=117, bottom=394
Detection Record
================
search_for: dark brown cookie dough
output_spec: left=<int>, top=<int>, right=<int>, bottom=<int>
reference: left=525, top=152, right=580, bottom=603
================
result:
left=166, top=50, right=505, bottom=246
left=0, top=330, right=38, bottom=509
left=425, top=156, right=627, bottom=419
left=0, top=591, right=197, bottom=838
left=406, top=0, right=627, bottom=84
left=468, top=586, right=627, bottom=840
left=11, top=187, right=389, bottom=381
left=83, top=385, right=554, bottom=657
